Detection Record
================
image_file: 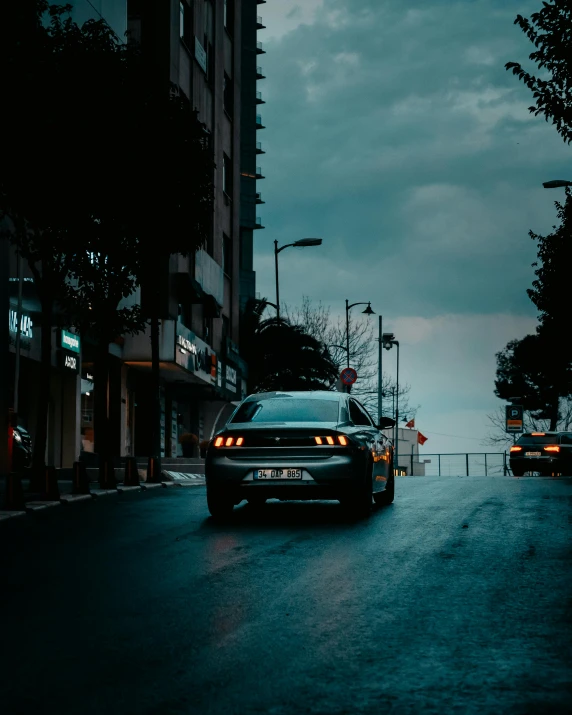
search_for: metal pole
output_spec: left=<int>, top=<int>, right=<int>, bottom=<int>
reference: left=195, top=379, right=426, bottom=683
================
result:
left=13, top=250, right=23, bottom=415
left=395, top=341, right=399, bottom=476
left=377, top=315, right=382, bottom=424
left=484, top=452, right=487, bottom=477
left=438, top=453, right=441, bottom=476
left=345, top=299, right=350, bottom=368
left=466, top=453, right=469, bottom=476
left=410, top=444, right=413, bottom=477
left=274, top=240, right=280, bottom=323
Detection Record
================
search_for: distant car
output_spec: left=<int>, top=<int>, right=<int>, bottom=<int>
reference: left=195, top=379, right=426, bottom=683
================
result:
left=11, top=425, right=33, bottom=471
left=205, top=390, right=395, bottom=519
left=509, top=431, right=572, bottom=476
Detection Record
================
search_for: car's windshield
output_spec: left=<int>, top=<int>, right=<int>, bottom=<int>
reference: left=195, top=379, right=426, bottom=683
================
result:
left=516, top=433, right=559, bottom=445
left=230, top=397, right=340, bottom=423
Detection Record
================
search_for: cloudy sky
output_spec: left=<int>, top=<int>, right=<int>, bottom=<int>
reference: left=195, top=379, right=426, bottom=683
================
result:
left=252, top=0, right=570, bottom=454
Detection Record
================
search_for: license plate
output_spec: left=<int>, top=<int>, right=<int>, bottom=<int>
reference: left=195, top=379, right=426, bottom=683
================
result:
left=525, top=452, right=542, bottom=457
left=254, top=469, right=302, bottom=480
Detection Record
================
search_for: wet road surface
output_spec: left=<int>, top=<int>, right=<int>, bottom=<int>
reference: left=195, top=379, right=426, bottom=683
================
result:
left=1, top=476, right=571, bottom=714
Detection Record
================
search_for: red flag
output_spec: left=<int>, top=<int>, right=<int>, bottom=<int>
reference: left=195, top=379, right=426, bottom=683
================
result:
left=418, top=432, right=428, bottom=445
left=406, top=419, right=415, bottom=429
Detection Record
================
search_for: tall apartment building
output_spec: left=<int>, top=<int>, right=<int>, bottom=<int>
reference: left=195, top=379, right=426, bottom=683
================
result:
left=4, top=0, right=263, bottom=469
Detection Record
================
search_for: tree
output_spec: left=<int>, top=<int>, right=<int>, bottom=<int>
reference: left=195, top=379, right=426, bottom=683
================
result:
left=494, top=332, right=572, bottom=430
left=283, top=297, right=418, bottom=420
left=506, top=1, right=572, bottom=144
left=2, top=2, right=214, bottom=479
left=240, top=299, right=338, bottom=392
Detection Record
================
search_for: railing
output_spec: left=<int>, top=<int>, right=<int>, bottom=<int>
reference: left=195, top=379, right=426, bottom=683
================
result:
left=256, top=114, right=263, bottom=125
left=257, top=15, right=264, bottom=25
left=256, top=192, right=263, bottom=202
left=400, top=453, right=509, bottom=477
left=257, top=41, right=264, bottom=52
left=256, top=141, right=263, bottom=151
left=256, top=217, right=262, bottom=226
left=256, top=166, right=263, bottom=176
left=256, top=66, right=264, bottom=76
left=256, top=91, right=263, bottom=101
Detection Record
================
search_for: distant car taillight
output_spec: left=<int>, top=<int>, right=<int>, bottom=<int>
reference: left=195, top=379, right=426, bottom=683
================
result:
left=544, top=445, right=560, bottom=452
left=510, top=446, right=522, bottom=452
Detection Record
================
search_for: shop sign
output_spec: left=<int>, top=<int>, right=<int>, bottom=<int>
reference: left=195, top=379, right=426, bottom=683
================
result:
left=9, top=309, right=33, bottom=338
left=176, top=322, right=217, bottom=384
left=177, top=334, right=197, bottom=355
left=61, top=330, right=80, bottom=354
left=225, top=364, right=238, bottom=394
left=60, top=350, right=79, bottom=372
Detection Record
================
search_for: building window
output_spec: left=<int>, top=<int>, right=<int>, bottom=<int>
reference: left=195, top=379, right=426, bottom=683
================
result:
left=203, top=314, right=213, bottom=344
left=179, top=1, right=192, bottom=46
left=204, top=0, right=214, bottom=84
left=223, top=234, right=232, bottom=277
left=180, top=2, right=185, bottom=37
left=223, top=153, right=232, bottom=198
left=224, top=0, right=234, bottom=35
left=224, top=73, right=234, bottom=117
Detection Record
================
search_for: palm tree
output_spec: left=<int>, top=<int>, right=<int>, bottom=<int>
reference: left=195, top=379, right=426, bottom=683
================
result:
left=241, top=299, right=338, bottom=393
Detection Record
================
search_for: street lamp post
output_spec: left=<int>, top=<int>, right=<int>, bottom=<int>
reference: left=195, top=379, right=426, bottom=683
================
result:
left=382, top=333, right=399, bottom=475
left=274, top=238, right=322, bottom=322
left=345, top=299, right=374, bottom=369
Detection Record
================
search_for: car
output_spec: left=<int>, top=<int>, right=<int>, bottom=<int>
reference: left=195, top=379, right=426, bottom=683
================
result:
left=205, top=390, right=395, bottom=519
left=509, top=431, right=572, bottom=476
left=11, top=425, right=33, bottom=471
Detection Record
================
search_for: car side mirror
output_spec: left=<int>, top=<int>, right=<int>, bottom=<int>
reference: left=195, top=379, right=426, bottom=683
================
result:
left=377, top=417, right=395, bottom=429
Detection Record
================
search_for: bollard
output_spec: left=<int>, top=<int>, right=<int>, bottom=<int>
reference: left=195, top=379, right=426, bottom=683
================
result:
left=123, top=457, right=140, bottom=487
left=41, top=465, right=60, bottom=501
left=72, top=461, right=90, bottom=494
left=99, top=457, right=117, bottom=490
left=147, top=456, right=163, bottom=483
left=3, top=472, right=25, bottom=511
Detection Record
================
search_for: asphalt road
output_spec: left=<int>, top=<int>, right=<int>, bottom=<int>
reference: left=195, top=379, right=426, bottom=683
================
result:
left=1, top=476, right=571, bottom=715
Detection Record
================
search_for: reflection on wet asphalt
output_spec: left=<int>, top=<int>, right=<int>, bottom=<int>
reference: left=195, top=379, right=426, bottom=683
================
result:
left=1, top=476, right=571, bottom=714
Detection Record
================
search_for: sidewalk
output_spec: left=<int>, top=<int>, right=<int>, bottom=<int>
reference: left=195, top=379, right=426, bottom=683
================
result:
left=0, top=470, right=206, bottom=522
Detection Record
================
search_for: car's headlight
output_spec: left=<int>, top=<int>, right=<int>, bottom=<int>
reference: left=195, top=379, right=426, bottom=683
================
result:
left=13, top=429, right=22, bottom=443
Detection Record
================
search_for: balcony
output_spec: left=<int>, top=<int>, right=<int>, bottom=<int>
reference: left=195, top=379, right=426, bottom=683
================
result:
left=255, top=217, right=265, bottom=230
left=256, top=192, right=265, bottom=204
left=256, top=66, right=266, bottom=80
left=257, top=15, right=266, bottom=29
left=255, top=167, right=265, bottom=179
left=195, top=249, right=224, bottom=307
left=256, top=90, right=265, bottom=105
left=256, top=141, right=265, bottom=155
left=256, top=114, right=266, bottom=129
left=256, top=41, right=265, bottom=54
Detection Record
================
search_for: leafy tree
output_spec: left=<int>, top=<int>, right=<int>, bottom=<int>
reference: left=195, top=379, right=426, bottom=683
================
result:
left=2, top=2, right=214, bottom=479
left=494, top=331, right=572, bottom=430
left=506, top=0, right=572, bottom=144
left=240, top=299, right=338, bottom=392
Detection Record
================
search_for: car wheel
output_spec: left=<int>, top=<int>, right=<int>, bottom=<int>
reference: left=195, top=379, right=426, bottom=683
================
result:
left=374, top=473, right=394, bottom=506
left=344, top=466, right=373, bottom=518
left=206, top=488, right=235, bottom=519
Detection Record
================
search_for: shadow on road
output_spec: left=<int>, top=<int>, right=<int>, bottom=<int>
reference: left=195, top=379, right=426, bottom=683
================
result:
left=198, top=499, right=394, bottom=532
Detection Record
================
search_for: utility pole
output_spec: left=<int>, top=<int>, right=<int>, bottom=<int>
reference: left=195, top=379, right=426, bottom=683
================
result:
left=377, top=315, right=382, bottom=424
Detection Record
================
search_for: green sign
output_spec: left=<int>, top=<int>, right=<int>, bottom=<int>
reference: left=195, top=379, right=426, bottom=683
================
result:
left=61, top=330, right=80, bottom=354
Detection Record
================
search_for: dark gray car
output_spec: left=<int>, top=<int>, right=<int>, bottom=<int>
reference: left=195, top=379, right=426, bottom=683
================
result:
left=205, top=390, right=395, bottom=519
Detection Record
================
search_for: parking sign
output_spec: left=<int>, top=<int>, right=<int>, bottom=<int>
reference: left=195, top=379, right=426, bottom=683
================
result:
left=505, top=405, right=523, bottom=433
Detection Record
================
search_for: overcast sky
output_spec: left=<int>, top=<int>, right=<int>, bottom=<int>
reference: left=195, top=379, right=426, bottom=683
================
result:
left=252, top=0, right=570, bottom=454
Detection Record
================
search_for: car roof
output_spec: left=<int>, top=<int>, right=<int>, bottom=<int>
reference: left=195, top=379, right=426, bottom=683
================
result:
left=244, top=391, right=342, bottom=402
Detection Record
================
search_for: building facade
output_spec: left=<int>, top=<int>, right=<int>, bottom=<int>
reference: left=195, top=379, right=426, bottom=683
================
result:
left=4, top=0, right=262, bottom=470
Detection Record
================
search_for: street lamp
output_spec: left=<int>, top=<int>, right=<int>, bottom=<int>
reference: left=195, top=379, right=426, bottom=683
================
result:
left=274, top=238, right=322, bottom=322
left=382, top=332, right=400, bottom=475
left=345, top=299, right=374, bottom=370
left=542, top=180, right=572, bottom=189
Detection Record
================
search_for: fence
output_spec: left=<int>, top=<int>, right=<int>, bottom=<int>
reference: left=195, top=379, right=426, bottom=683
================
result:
left=400, top=453, right=509, bottom=477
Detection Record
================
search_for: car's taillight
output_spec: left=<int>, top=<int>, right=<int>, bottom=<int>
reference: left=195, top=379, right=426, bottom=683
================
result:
left=510, top=446, right=522, bottom=452
left=214, top=436, right=244, bottom=447
left=314, top=435, right=349, bottom=446
left=531, top=433, right=545, bottom=436
left=544, top=445, right=560, bottom=452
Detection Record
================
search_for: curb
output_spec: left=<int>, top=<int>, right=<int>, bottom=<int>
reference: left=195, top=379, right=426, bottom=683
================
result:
left=161, top=481, right=178, bottom=488
left=60, top=494, right=93, bottom=504
left=26, top=501, right=62, bottom=512
left=90, top=489, right=119, bottom=497
left=178, top=482, right=206, bottom=487
left=140, top=483, right=163, bottom=490
left=0, top=510, right=27, bottom=521
left=116, top=485, right=142, bottom=493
